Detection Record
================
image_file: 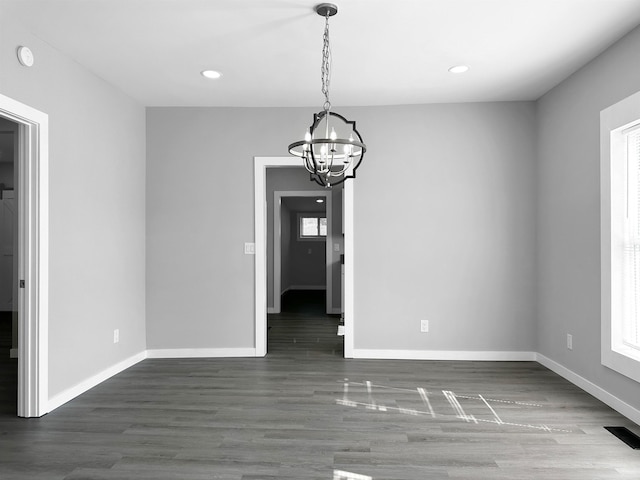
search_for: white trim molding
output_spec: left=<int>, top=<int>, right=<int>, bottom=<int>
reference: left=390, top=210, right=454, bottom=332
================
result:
left=342, top=169, right=354, bottom=358
left=0, top=93, right=49, bottom=418
left=47, top=351, right=146, bottom=412
left=536, top=353, right=640, bottom=426
left=254, top=156, right=355, bottom=358
left=147, top=348, right=257, bottom=358
left=353, top=349, right=536, bottom=361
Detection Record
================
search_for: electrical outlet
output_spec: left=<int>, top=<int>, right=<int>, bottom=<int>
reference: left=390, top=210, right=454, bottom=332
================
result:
left=567, top=333, right=572, bottom=350
left=334, top=243, right=340, bottom=252
left=113, top=329, right=119, bottom=344
left=420, top=320, right=429, bottom=333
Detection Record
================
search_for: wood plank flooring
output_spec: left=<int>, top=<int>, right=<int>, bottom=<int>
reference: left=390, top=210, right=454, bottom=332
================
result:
left=1, top=294, right=640, bottom=479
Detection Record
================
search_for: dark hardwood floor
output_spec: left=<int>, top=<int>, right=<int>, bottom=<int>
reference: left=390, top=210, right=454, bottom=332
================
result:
left=2, top=296, right=640, bottom=479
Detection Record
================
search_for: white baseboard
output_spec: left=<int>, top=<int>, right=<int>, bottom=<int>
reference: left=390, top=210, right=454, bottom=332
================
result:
left=146, top=348, right=257, bottom=358
left=536, top=353, right=640, bottom=426
left=9, top=348, right=18, bottom=358
left=47, top=351, right=147, bottom=413
left=267, top=307, right=277, bottom=314
left=353, top=349, right=536, bottom=361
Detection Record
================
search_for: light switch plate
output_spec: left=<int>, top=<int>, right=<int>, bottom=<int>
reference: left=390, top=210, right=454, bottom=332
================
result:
left=244, top=242, right=255, bottom=255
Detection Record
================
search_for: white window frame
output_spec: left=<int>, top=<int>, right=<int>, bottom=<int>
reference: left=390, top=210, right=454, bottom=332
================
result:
left=601, top=90, right=640, bottom=384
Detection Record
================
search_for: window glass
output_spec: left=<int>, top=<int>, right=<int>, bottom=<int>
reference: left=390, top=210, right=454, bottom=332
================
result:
left=299, top=215, right=327, bottom=238
left=623, top=129, right=640, bottom=350
left=319, top=217, right=328, bottom=236
left=302, top=217, right=319, bottom=237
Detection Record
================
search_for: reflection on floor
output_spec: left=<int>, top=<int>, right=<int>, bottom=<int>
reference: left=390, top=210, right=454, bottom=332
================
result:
left=338, top=379, right=571, bottom=433
left=268, top=289, right=343, bottom=357
left=334, top=469, right=372, bottom=480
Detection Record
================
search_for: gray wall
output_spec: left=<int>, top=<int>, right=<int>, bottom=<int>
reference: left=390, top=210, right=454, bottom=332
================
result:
left=281, top=201, right=292, bottom=294
left=287, top=213, right=325, bottom=289
left=146, top=102, right=536, bottom=352
left=353, top=103, right=537, bottom=351
left=536, top=25, right=640, bottom=412
left=0, top=17, right=147, bottom=398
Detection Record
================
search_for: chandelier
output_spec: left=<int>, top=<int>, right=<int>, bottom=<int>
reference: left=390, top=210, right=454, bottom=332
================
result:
left=288, top=3, right=366, bottom=188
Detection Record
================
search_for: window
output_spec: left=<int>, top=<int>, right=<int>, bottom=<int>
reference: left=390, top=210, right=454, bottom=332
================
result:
left=622, top=127, right=640, bottom=351
left=601, top=90, right=640, bottom=384
left=298, top=214, right=327, bottom=240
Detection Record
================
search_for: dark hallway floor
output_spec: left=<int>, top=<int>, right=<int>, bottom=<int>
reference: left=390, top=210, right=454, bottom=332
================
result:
left=267, top=289, right=343, bottom=357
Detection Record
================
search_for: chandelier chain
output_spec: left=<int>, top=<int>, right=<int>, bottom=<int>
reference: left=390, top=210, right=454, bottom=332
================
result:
left=321, top=12, right=332, bottom=111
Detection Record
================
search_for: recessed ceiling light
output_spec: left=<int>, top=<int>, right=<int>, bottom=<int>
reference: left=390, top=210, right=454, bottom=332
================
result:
left=448, top=65, right=469, bottom=74
left=201, top=70, right=222, bottom=79
left=316, top=198, right=324, bottom=203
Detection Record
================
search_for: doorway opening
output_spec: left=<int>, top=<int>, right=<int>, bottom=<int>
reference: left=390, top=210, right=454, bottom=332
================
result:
left=0, top=117, right=18, bottom=415
left=254, top=157, right=355, bottom=358
left=272, top=191, right=333, bottom=315
left=0, top=93, right=49, bottom=418
left=268, top=189, right=342, bottom=356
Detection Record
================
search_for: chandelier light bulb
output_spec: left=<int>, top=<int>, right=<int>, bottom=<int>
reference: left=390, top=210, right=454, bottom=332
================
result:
left=305, top=130, right=312, bottom=142
left=330, top=128, right=337, bottom=141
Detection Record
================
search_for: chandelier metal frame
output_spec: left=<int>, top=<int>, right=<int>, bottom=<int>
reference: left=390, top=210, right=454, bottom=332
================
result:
left=288, top=3, right=366, bottom=188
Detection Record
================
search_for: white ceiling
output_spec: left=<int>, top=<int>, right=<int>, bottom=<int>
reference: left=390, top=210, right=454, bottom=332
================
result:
left=3, top=0, right=640, bottom=107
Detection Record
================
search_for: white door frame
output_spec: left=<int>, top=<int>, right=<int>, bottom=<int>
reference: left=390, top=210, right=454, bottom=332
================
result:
left=273, top=190, right=332, bottom=314
left=0, top=93, right=49, bottom=417
left=254, top=157, right=355, bottom=357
